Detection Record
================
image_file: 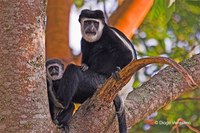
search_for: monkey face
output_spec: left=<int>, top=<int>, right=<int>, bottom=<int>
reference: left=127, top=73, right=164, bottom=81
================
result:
left=47, top=64, right=63, bottom=81
left=84, top=20, right=99, bottom=35
left=81, top=18, right=104, bottom=43
left=48, top=66, right=59, bottom=76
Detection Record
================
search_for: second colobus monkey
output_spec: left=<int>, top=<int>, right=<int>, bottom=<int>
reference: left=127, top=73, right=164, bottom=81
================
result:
left=46, top=59, right=65, bottom=122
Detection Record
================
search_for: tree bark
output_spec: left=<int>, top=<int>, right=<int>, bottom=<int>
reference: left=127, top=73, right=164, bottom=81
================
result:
left=0, top=0, right=56, bottom=132
left=69, top=54, right=200, bottom=133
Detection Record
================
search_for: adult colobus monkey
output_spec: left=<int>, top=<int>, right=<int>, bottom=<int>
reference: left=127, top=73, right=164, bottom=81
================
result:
left=79, top=9, right=137, bottom=132
left=56, top=9, right=137, bottom=133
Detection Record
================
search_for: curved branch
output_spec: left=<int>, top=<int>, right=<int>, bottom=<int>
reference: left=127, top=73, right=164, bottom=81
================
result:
left=98, top=57, right=197, bottom=103
left=69, top=54, right=200, bottom=133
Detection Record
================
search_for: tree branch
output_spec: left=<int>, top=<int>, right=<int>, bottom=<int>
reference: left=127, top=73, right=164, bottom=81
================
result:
left=110, top=0, right=153, bottom=39
left=69, top=54, right=200, bottom=133
left=97, top=56, right=197, bottom=103
left=46, top=0, right=73, bottom=66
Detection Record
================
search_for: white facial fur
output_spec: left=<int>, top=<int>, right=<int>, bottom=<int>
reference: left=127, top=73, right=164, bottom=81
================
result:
left=81, top=18, right=104, bottom=43
left=47, top=64, right=63, bottom=81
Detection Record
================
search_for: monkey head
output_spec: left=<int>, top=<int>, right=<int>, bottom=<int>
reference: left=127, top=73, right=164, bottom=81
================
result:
left=46, top=59, right=64, bottom=81
left=79, top=9, right=105, bottom=43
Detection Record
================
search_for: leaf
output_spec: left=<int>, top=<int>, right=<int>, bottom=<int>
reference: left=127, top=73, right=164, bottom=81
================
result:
left=150, top=0, right=175, bottom=24
left=74, top=0, right=84, bottom=8
left=151, top=0, right=165, bottom=20
left=164, top=0, right=175, bottom=25
left=186, top=1, right=200, bottom=6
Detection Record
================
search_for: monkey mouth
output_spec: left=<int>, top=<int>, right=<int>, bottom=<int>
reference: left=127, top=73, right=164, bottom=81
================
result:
left=86, top=32, right=96, bottom=35
left=51, top=73, right=58, bottom=76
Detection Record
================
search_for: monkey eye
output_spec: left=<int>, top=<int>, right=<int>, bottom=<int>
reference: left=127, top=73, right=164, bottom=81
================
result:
left=48, top=66, right=59, bottom=72
left=55, top=66, right=59, bottom=71
left=84, top=20, right=90, bottom=25
left=94, top=21, right=99, bottom=28
left=48, top=67, right=53, bottom=72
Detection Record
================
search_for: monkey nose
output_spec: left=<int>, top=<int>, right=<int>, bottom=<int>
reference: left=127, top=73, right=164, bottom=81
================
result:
left=52, top=68, right=57, bottom=73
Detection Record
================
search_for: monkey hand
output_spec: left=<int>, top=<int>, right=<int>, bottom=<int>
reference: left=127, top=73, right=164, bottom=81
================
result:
left=46, top=76, right=53, bottom=87
left=112, top=66, right=121, bottom=81
left=81, top=63, right=89, bottom=71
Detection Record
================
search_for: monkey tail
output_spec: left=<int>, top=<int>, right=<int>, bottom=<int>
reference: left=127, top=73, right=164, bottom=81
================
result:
left=114, top=95, right=127, bottom=133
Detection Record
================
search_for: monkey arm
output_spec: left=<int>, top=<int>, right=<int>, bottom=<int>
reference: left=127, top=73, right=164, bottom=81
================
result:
left=47, top=76, right=65, bottom=109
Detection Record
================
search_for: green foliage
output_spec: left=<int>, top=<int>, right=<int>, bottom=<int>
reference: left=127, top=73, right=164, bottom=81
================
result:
left=74, top=0, right=84, bottom=8
left=151, top=0, right=165, bottom=20
left=151, top=0, right=175, bottom=25
left=131, top=0, right=200, bottom=132
left=151, top=0, right=175, bottom=24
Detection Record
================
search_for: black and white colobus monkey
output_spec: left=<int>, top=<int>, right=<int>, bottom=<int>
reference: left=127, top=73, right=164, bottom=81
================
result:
left=46, top=59, right=65, bottom=122
left=56, top=9, right=137, bottom=133
left=79, top=9, right=137, bottom=132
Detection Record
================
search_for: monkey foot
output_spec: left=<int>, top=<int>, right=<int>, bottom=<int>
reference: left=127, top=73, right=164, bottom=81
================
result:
left=112, top=66, right=121, bottom=81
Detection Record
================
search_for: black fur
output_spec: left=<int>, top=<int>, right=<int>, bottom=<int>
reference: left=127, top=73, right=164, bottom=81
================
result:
left=51, top=9, right=137, bottom=133
left=81, top=25, right=133, bottom=77
left=79, top=9, right=105, bottom=22
left=57, top=64, right=107, bottom=106
left=56, top=64, right=107, bottom=132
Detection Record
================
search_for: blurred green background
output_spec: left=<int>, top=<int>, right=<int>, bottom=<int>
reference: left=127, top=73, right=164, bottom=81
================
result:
left=131, top=0, right=200, bottom=132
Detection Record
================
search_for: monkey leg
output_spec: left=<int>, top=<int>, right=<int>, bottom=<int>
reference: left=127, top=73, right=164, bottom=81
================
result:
left=55, top=102, right=75, bottom=132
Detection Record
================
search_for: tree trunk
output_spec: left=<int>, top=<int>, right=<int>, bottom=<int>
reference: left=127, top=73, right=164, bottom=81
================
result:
left=46, top=0, right=73, bottom=66
left=0, top=0, right=56, bottom=132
